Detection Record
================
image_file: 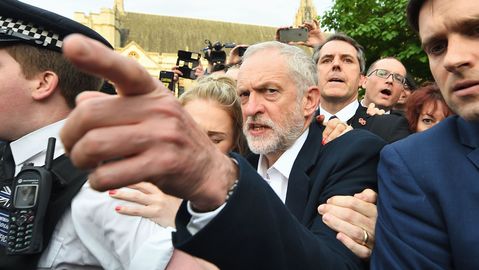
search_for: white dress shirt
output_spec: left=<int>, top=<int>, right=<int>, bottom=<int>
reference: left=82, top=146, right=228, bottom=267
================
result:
left=10, top=120, right=174, bottom=270
left=256, top=129, right=309, bottom=203
left=187, top=129, right=309, bottom=234
left=10, top=120, right=66, bottom=175
left=319, top=100, right=359, bottom=123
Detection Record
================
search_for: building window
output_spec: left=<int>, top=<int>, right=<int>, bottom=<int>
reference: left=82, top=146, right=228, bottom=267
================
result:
left=128, top=51, right=139, bottom=59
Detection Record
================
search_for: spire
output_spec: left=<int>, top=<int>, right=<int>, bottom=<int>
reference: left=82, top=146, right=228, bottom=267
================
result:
left=294, top=0, right=318, bottom=27
left=114, top=0, right=125, bottom=15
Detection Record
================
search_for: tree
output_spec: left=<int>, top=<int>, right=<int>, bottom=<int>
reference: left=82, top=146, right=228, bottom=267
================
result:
left=320, top=0, right=432, bottom=84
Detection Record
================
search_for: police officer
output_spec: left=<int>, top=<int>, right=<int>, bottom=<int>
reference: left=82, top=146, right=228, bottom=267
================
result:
left=0, top=1, right=174, bottom=269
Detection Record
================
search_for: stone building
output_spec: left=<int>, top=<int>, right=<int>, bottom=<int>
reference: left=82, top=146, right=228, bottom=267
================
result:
left=74, top=0, right=318, bottom=91
left=295, top=0, right=319, bottom=27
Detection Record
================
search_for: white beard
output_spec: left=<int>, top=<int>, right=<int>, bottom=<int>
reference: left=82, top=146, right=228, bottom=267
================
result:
left=244, top=105, right=305, bottom=156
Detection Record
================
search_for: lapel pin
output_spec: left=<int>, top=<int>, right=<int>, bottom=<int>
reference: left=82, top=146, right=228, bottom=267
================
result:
left=358, top=118, right=367, bottom=126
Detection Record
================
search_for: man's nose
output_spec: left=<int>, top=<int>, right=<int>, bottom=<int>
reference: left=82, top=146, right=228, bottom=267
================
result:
left=331, top=57, right=342, bottom=71
left=444, top=34, right=473, bottom=73
left=385, top=74, right=394, bottom=84
left=242, top=92, right=265, bottom=117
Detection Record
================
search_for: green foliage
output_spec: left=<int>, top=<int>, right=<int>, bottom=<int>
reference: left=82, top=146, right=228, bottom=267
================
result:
left=321, top=0, right=432, bottom=84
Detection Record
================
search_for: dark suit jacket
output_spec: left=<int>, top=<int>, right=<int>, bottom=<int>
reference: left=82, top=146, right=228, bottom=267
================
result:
left=347, top=104, right=410, bottom=143
left=174, top=119, right=386, bottom=270
left=371, top=116, right=479, bottom=269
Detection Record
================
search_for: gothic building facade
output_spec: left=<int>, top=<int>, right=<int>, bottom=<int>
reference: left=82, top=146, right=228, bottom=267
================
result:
left=74, top=0, right=318, bottom=83
left=295, top=0, right=319, bottom=26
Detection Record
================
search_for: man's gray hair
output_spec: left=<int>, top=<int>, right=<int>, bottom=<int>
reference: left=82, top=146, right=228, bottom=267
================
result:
left=243, top=41, right=318, bottom=97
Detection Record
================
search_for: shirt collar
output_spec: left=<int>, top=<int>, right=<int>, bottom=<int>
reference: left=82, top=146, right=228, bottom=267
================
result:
left=320, top=100, right=359, bottom=122
left=10, top=119, right=66, bottom=167
left=257, top=128, right=309, bottom=179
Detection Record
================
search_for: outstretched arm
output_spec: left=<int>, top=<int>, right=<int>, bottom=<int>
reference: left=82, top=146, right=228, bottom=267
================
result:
left=61, top=34, right=238, bottom=213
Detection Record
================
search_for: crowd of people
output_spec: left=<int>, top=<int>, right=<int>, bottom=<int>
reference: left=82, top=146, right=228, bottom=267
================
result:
left=0, top=0, right=477, bottom=269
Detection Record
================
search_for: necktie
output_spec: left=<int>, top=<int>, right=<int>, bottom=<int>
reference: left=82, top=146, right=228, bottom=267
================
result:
left=0, top=142, right=14, bottom=181
left=0, top=142, right=15, bottom=209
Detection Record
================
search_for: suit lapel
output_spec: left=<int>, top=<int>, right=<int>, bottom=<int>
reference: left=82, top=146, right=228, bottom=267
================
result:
left=348, top=103, right=371, bottom=128
left=285, top=121, right=323, bottom=221
left=457, top=118, right=479, bottom=170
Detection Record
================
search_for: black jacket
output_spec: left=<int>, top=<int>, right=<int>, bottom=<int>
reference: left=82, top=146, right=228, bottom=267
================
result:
left=348, top=104, right=410, bottom=143
left=174, top=119, right=386, bottom=270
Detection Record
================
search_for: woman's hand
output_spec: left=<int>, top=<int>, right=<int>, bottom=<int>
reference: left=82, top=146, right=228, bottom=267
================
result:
left=109, top=182, right=182, bottom=228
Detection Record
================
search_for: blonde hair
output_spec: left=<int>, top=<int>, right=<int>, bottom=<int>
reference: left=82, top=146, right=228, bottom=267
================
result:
left=179, top=75, right=247, bottom=154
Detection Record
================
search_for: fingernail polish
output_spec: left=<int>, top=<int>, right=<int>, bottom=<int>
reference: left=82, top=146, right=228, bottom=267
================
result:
left=109, top=190, right=117, bottom=195
left=115, top=206, right=121, bottom=211
left=322, top=138, right=326, bottom=145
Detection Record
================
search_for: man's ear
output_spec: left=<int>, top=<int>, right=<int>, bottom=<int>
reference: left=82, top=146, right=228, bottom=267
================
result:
left=360, top=74, right=367, bottom=89
left=303, top=86, right=320, bottom=117
left=31, top=71, right=59, bottom=101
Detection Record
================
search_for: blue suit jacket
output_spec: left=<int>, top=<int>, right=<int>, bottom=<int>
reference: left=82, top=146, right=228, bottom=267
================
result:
left=174, top=120, right=386, bottom=270
left=372, top=116, right=479, bottom=269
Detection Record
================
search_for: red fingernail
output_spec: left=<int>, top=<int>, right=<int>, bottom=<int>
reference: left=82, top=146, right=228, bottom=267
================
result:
left=115, top=206, right=121, bottom=211
left=322, top=138, right=327, bottom=145
left=109, top=190, right=117, bottom=195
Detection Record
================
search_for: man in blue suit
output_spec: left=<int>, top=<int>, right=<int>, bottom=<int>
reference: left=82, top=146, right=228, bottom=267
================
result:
left=371, top=0, right=479, bottom=268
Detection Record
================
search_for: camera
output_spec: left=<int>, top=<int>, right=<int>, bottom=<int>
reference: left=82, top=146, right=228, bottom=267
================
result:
left=203, top=40, right=236, bottom=66
left=159, top=71, right=175, bottom=91
left=176, top=50, right=201, bottom=80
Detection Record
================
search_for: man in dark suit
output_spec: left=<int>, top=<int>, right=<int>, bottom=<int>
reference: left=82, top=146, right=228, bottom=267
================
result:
left=371, top=0, right=479, bottom=268
left=173, top=41, right=387, bottom=269
left=311, top=34, right=411, bottom=259
left=313, top=34, right=410, bottom=143
left=59, top=39, right=386, bottom=269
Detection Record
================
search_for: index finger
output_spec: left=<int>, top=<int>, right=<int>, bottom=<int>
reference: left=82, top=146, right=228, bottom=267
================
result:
left=354, top=189, right=377, bottom=203
left=62, top=34, right=164, bottom=96
left=326, top=195, right=377, bottom=218
left=172, top=69, right=183, bottom=76
left=323, top=118, right=343, bottom=137
left=127, top=182, right=162, bottom=195
left=316, top=114, right=326, bottom=125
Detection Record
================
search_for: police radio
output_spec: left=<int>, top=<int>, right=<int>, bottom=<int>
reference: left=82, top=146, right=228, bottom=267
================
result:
left=6, top=138, right=55, bottom=254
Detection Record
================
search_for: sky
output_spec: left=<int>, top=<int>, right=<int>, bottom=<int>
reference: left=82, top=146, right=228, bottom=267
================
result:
left=20, top=0, right=333, bottom=27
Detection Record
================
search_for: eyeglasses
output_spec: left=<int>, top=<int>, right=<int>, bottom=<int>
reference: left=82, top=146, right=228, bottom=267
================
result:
left=367, top=69, right=406, bottom=85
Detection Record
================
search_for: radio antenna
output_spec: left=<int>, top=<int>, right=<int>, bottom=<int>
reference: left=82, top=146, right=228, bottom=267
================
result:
left=44, top=137, right=56, bottom=170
